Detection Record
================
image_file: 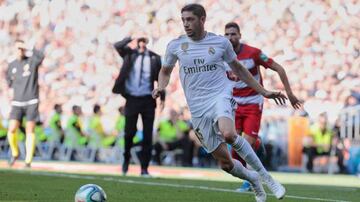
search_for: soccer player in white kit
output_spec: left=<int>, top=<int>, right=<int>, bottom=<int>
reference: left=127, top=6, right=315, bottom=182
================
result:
left=152, top=4, right=286, bottom=202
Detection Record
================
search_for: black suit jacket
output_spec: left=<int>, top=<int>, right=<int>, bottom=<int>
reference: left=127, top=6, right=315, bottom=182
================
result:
left=112, top=38, right=164, bottom=100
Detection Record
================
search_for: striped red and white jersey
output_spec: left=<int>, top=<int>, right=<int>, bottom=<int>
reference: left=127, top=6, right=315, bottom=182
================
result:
left=233, top=43, right=273, bottom=105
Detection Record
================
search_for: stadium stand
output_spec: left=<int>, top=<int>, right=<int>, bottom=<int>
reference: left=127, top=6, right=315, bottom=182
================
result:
left=0, top=0, right=358, bottom=173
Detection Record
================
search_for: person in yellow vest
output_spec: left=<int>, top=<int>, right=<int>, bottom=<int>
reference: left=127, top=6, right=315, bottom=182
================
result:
left=48, top=104, right=64, bottom=144
left=88, top=104, right=106, bottom=148
left=153, top=109, right=193, bottom=166
left=0, top=117, right=7, bottom=152
left=65, top=105, right=88, bottom=147
left=0, top=117, right=7, bottom=141
left=302, top=113, right=332, bottom=172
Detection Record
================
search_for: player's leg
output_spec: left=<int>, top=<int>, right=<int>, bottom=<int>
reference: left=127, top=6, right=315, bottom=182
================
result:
left=24, top=121, right=36, bottom=167
left=7, top=119, right=20, bottom=166
left=234, top=105, right=263, bottom=192
left=123, top=99, right=139, bottom=175
left=24, top=104, right=39, bottom=167
left=211, top=142, right=266, bottom=202
left=218, top=116, right=285, bottom=200
left=7, top=106, right=23, bottom=166
left=139, top=100, right=155, bottom=176
left=231, top=107, right=245, bottom=164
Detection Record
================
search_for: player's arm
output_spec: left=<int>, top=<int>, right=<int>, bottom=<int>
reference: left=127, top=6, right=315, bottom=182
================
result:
left=32, top=49, right=45, bottom=66
left=152, top=67, right=173, bottom=99
left=5, top=64, right=13, bottom=87
left=267, top=61, right=301, bottom=109
left=113, top=37, right=133, bottom=57
left=228, top=60, right=287, bottom=105
left=153, top=41, right=177, bottom=100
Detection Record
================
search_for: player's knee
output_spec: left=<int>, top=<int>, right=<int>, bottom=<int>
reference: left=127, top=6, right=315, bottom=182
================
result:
left=219, top=158, right=234, bottom=172
left=8, top=124, right=18, bottom=133
left=222, top=131, right=236, bottom=144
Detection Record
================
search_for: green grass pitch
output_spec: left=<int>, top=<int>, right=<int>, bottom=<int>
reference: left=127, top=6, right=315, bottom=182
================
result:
left=0, top=169, right=359, bottom=202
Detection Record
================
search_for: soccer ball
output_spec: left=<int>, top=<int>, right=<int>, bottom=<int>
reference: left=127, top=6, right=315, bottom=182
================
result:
left=74, top=184, right=107, bottom=202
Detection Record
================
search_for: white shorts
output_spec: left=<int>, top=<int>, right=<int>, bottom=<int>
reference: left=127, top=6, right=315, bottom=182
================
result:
left=191, top=95, right=237, bottom=153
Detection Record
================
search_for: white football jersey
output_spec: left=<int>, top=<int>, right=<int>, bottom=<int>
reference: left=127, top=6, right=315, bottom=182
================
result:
left=163, top=32, right=237, bottom=117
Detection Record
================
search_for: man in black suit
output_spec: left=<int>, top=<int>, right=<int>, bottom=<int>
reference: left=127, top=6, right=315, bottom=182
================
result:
left=113, top=37, right=164, bottom=176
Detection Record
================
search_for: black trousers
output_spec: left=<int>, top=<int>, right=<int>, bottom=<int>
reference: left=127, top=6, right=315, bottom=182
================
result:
left=303, top=147, right=329, bottom=172
left=124, top=95, right=155, bottom=171
left=153, top=135, right=194, bottom=167
left=303, top=146, right=346, bottom=173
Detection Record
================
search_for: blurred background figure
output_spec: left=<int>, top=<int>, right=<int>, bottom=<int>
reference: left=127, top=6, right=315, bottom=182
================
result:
left=5, top=39, right=44, bottom=168
left=302, top=113, right=345, bottom=173
left=113, top=36, right=163, bottom=176
left=153, top=109, right=193, bottom=166
left=65, top=105, right=88, bottom=149
left=48, top=104, right=64, bottom=144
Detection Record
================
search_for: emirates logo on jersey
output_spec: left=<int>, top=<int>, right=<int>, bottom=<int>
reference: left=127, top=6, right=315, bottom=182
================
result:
left=181, top=42, right=189, bottom=54
left=208, top=46, right=215, bottom=55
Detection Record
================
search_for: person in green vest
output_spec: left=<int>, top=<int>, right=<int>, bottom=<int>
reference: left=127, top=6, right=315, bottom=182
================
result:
left=303, top=113, right=333, bottom=172
left=153, top=109, right=193, bottom=166
left=88, top=104, right=104, bottom=145
left=35, top=120, right=47, bottom=143
left=114, top=106, right=141, bottom=148
left=0, top=117, right=8, bottom=153
left=48, top=104, right=64, bottom=143
left=88, top=104, right=113, bottom=149
left=0, top=117, right=7, bottom=141
left=65, top=105, right=88, bottom=147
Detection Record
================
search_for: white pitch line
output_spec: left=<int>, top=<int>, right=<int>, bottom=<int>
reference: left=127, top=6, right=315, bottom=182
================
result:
left=23, top=171, right=351, bottom=202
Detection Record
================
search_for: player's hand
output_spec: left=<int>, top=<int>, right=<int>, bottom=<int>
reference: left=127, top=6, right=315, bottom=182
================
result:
left=263, top=90, right=287, bottom=105
left=226, top=71, right=240, bottom=81
left=287, top=93, right=302, bottom=109
left=152, top=88, right=165, bottom=99
left=159, top=100, right=165, bottom=112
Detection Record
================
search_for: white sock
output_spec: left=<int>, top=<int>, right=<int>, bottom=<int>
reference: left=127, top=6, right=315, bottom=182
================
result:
left=231, top=135, right=268, bottom=177
left=229, top=159, right=256, bottom=181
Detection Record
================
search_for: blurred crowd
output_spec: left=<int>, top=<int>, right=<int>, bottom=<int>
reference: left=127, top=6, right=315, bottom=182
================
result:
left=0, top=0, right=359, bottom=171
left=0, top=0, right=359, bottom=125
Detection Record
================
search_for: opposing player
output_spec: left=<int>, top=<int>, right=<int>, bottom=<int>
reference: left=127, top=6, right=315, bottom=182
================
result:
left=152, top=4, right=286, bottom=202
left=5, top=39, right=44, bottom=168
left=224, top=22, right=301, bottom=192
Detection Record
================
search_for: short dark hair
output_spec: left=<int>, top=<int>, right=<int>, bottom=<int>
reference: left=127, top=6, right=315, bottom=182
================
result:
left=93, top=104, right=101, bottom=114
left=181, top=3, right=206, bottom=18
left=54, top=104, right=61, bottom=110
left=137, top=37, right=148, bottom=44
left=72, top=105, right=80, bottom=113
left=225, top=22, right=240, bottom=33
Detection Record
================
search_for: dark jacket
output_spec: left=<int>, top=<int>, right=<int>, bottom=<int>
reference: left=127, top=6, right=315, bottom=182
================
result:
left=112, top=38, right=164, bottom=100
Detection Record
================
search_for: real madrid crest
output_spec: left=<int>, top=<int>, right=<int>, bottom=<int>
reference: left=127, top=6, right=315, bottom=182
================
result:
left=22, top=64, right=31, bottom=77
left=181, top=42, right=189, bottom=54
left=208, top=46, right=215, bottom=55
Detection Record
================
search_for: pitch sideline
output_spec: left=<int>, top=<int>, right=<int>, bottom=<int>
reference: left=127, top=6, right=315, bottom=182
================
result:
left=21, top=170, right=350, bottom=202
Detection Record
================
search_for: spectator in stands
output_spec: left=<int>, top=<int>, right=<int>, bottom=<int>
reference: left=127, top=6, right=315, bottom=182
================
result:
left=0, top=116, right=6, bottom=141
left=99, top=106, right=125, bottom=149
left=65, top=105, right=87, bottom=147
left=113, top=36, right=163, bottom=176
left=302, top=113, right=334, bottom=172
left=153, top=109, right=193, bottom=166
left=35, top=120, right=47, bottom=143
left=48, top=104, right=64, bottom=144
left=114, top=106, right=125, bottom=137
left=88, top=104, right=106, bottom=147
